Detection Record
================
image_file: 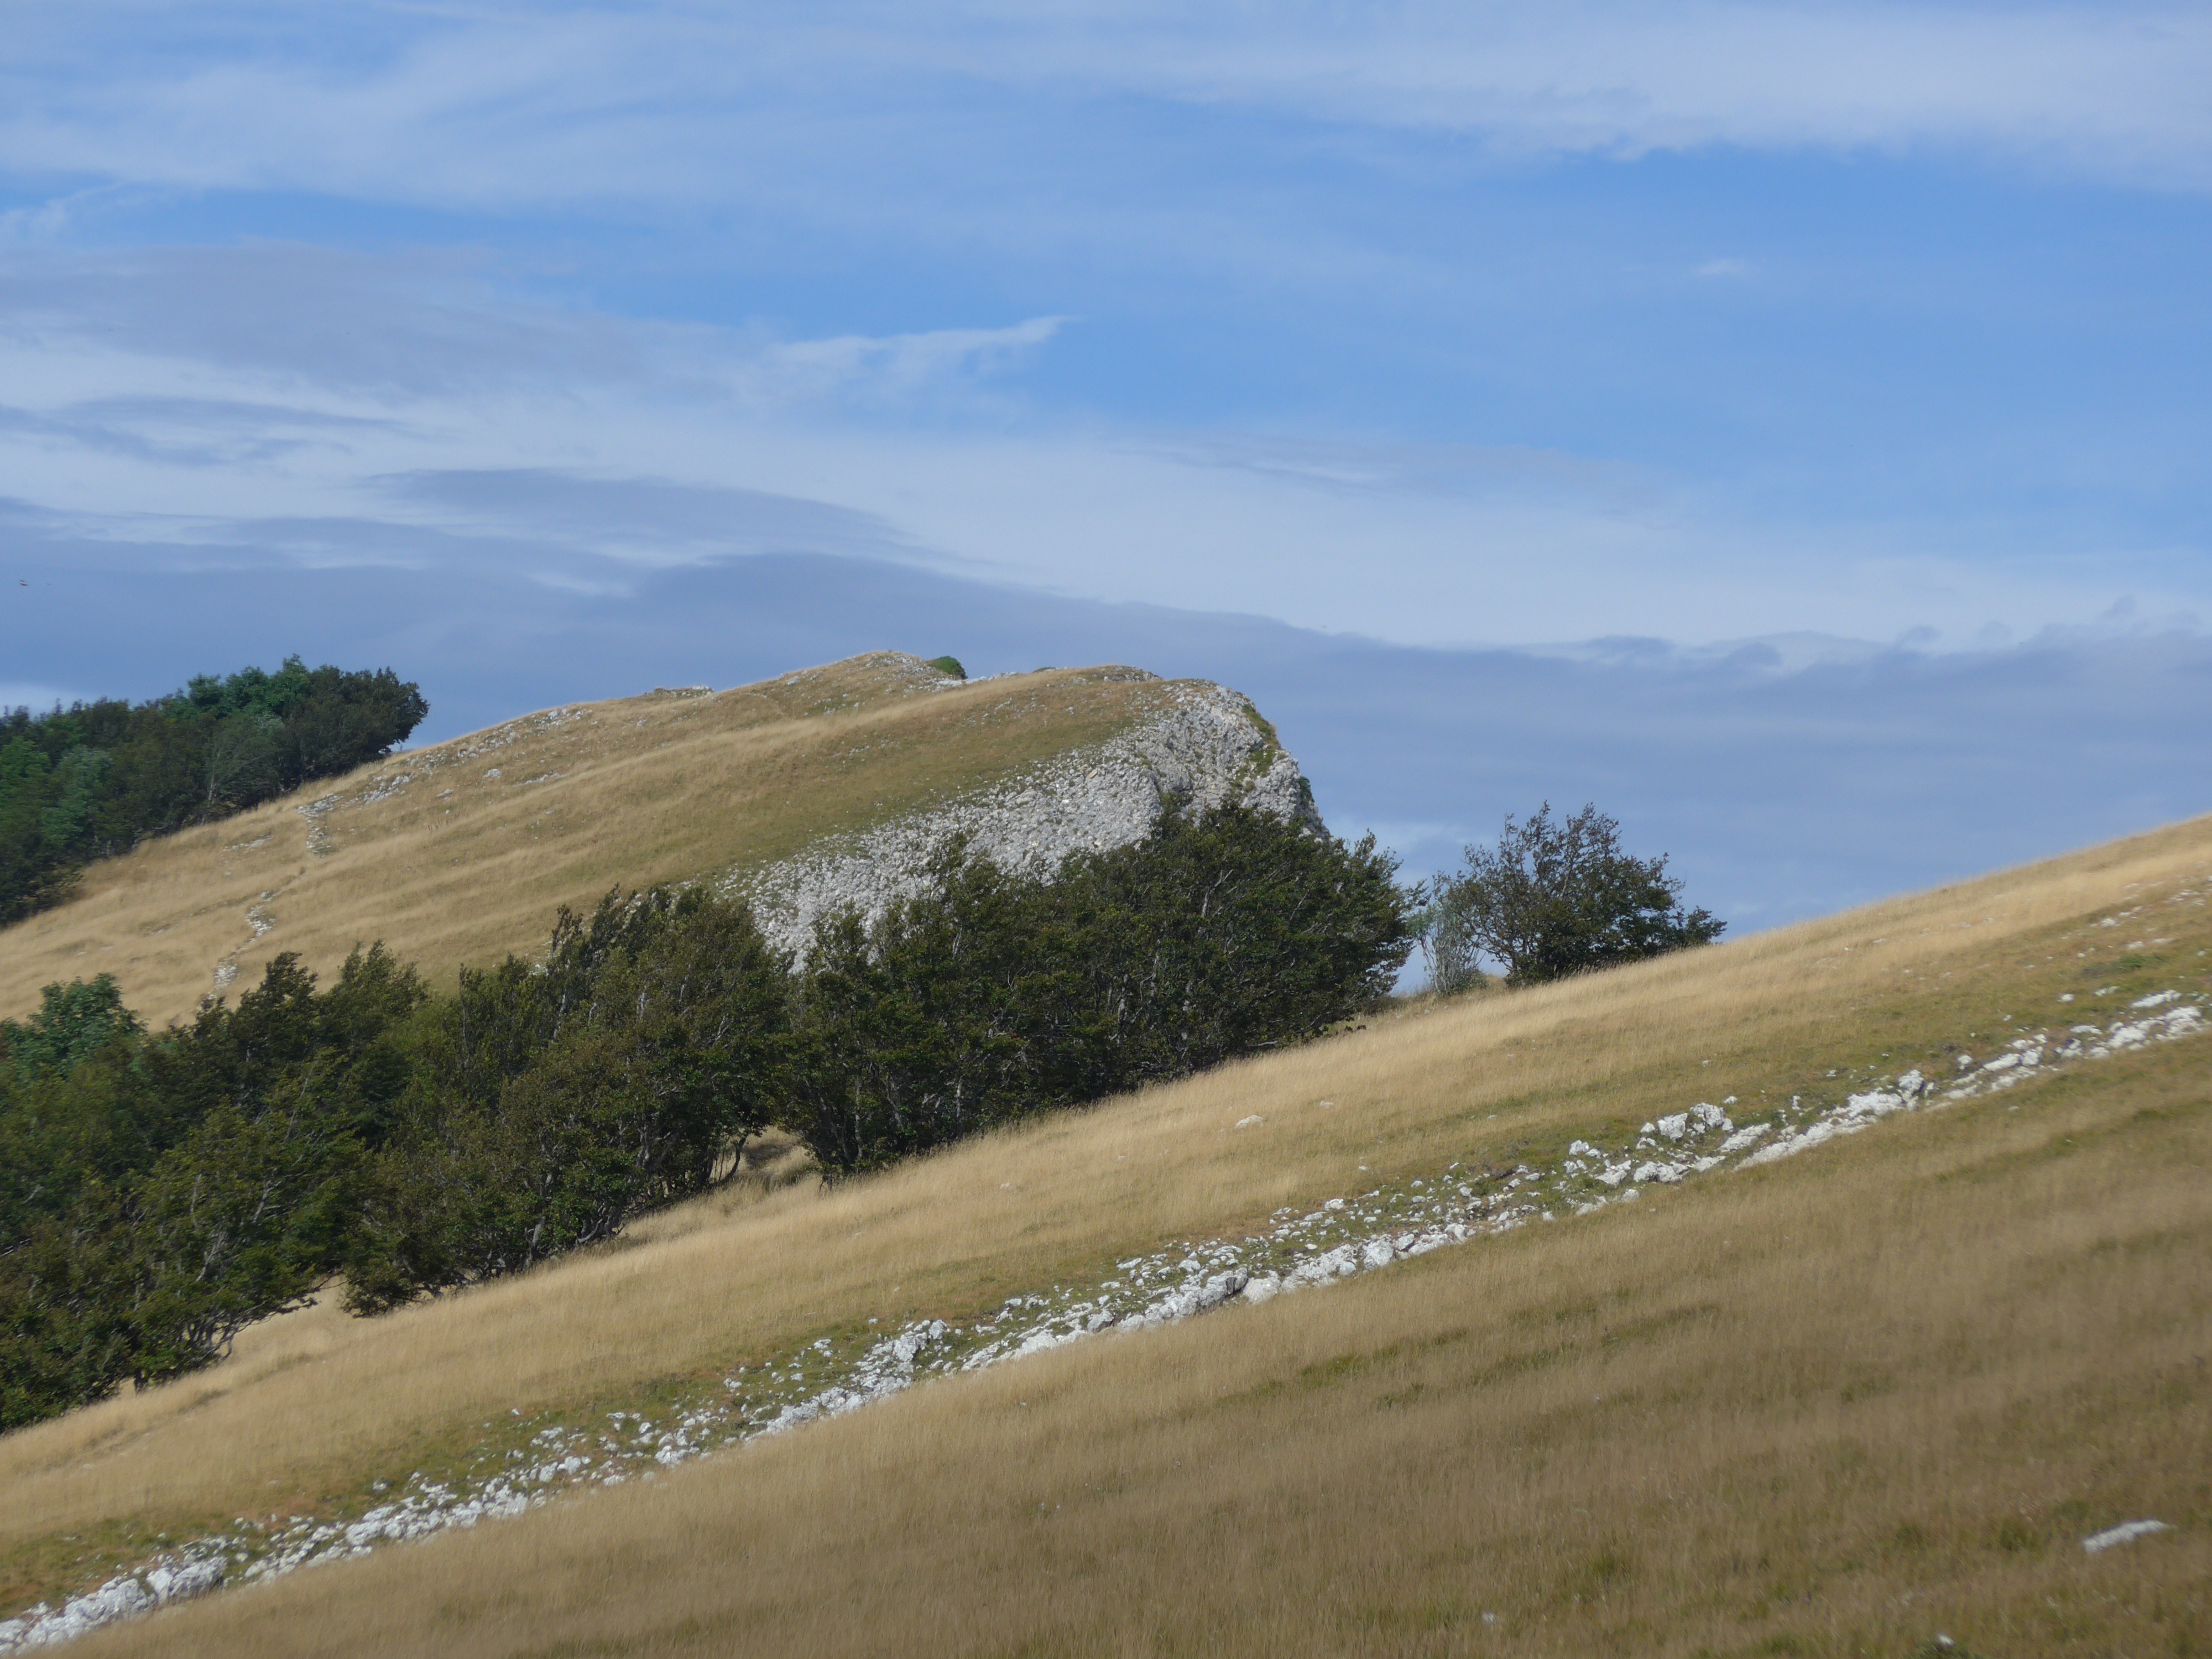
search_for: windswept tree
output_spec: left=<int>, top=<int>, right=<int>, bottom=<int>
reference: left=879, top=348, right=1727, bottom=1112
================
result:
left=1, top=803, right=1418, bottom=1421
left=343, top=886, right=792, bottom=1311
left=0, top=948, right=427, bottom=1426
left=1426, top=802, right=1723, bottom=988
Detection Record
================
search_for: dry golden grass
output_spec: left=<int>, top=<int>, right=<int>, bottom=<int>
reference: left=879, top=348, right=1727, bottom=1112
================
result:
left=0, top=654, right=1180, bottom=1027
left=91, top=1031, right=2211, bottom=1659
left=5, top=812, right=2208, bottom=1655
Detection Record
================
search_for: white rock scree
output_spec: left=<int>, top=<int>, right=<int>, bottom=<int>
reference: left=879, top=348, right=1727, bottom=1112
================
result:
left=3, top=993, right=2199, bottom=1651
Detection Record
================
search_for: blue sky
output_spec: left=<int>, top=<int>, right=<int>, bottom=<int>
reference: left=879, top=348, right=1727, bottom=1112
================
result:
left=4, top=2, right=2210, bottom=928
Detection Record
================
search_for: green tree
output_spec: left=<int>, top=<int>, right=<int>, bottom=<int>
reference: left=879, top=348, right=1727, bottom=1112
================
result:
left=0, top=948, right=426, bottom=1425
left=346, top=888, right=790, bottom=1309
left=789, top=842, right=1069, bottom=1172
left=0, top=1197, right=141, bottom=1428
left=789, top=802, right=1417, bottom=1175
left=0, top=739, right=75, bottom=918
left=1061, top=801, right=1412, bottom=1084
left=1, top=973, right=144, bottom=1084
left=199, top=713, right=279, bottom=808
left=0, top=659, right=429, bottom=925
left=124, top=1068, right=363, bottom=1383
left=1427, top=802, right=1723, bottom=988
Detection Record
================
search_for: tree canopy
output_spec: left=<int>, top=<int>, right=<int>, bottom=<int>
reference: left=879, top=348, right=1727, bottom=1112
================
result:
left=1, top=799, right=1415, bottom=1427
left=1425, top=802, right=1723, bottom=989
left=0, top=658, right=429, bottom=925
left=790, top=801, right=1413, bottom=1172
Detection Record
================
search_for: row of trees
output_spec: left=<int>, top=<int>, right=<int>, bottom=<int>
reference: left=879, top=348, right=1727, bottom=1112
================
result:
left=0, top=659, right=429, bottom=924
left=1, top=782, right=1722, bottom=1430
left=0, top=802, right=1413, bottom=1427
left=0, top=950, right=428, bottom=1420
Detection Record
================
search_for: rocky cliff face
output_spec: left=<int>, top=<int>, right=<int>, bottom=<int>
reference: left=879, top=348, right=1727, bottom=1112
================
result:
left=724, top=671, right=1323, bottom=960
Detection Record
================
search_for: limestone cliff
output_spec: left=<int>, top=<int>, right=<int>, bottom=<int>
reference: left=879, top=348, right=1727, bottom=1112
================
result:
left=724, top=669, right=1323, bottom=959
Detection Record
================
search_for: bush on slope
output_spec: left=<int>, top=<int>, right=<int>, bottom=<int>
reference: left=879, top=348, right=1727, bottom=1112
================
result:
left=0, top=950, right=425, bottom=1427
left=343, top=887, right=794, bottom=1312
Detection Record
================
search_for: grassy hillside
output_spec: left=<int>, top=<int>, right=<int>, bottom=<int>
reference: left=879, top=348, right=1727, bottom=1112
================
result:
left=4, top=811, right=2206, bottom=1655
left=0, top=655, right=1186, bottom=1028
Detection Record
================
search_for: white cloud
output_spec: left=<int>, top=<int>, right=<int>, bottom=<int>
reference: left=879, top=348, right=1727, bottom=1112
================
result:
left=1131, top=432, right=1667, bottom=513
left=2, top=244, right=2205, bottom=655
left=750, top=317, right=1069, bottom=408
left=3, top=2, right=2208, bottom=221
left=1091, top=3, right=2212, bottom=184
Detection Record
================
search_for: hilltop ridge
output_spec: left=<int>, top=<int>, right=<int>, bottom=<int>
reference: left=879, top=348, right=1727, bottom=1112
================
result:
left=0, top=653, right=1310, bottom=1026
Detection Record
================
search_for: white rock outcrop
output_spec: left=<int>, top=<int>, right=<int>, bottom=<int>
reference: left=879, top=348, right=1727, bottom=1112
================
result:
left=725, top=677, right=1319, bottom=961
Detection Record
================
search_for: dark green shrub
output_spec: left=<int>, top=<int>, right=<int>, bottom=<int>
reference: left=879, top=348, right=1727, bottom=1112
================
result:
left=3, top=799, right=1417, bottom=1416
left=0, top=947, right=426, bottom=1425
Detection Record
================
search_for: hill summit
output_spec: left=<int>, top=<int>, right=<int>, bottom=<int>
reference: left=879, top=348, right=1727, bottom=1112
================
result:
left=0, top=654, right=1314, bottom=1025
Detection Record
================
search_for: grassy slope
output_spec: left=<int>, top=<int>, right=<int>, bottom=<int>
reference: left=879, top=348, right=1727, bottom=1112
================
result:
left=0, top=815, right=2201, bottom=1655
left=0, top=655, right=1184, bottom=1028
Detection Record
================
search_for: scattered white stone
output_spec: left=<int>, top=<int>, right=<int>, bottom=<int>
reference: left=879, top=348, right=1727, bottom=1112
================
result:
left=13, top=989, right=2204, bottom=1653
left=2083, top=1520, right=2169, bottom=1553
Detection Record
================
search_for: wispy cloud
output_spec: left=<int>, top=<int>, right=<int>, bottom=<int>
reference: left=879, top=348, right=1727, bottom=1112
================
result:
left=5, top=2, right=2209, bottom=218
left=0, top=242, right=2205, bottom=653
left=743, top=317, right=1070, bottom=409
left=1135, top=432, right=1667, bottom=513
left=2, top=3, right=2204, bottom=944
left=1095, top=4, right=2212, bottom=185
left=372, top=469, right=915, bottom=568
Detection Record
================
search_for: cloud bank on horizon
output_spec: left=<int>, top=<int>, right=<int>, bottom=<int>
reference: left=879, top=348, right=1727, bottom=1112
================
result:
left=3, top=2, right=2209, bottom=926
